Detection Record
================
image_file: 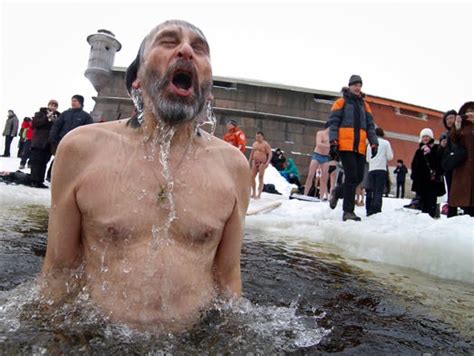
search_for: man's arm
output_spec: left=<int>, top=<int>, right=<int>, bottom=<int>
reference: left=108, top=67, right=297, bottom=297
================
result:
left=364, top=102, right=379, bottom=146
left=386, top=142, right=394, bottom=161
left=366, top=144, right=372, bottom=163
left=236, top=131, right=246, bottom=153
left=265, top=142, right=272, bottom=165
left=214, top=157, right=251, bottom=298
left=327, top=98, right=345, bottom=143
left=248, top=144, right=254, bottom=164
left=40, top=134, right=84, bottom=303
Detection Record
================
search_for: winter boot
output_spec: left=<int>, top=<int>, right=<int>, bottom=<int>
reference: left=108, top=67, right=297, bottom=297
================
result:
left=343, top=211, right=361, bottom=221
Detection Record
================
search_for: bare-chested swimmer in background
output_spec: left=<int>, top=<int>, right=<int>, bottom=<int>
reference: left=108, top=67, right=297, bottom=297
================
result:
left=40, top=20, right=251, bottom=331
left=304, top=125, right=330, bottom=199
left=248, top=131, right=271, bottom=199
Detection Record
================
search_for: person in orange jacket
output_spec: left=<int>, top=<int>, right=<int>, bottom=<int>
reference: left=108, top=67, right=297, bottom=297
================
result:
left=327, top=75, right=378, bottom=221
left=223, top=119, right=247, bottom=154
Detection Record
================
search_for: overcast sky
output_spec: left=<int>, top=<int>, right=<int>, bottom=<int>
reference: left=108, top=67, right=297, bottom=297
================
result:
left=0, top=0, right=472, bottom=131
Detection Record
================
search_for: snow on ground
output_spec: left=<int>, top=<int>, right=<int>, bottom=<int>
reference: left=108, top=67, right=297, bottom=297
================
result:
left=0, top=157, right=51, bottom=206
left=1, top=157, right=473, bottom=284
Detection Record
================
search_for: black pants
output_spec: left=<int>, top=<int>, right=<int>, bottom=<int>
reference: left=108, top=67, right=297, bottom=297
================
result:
left=444, top=170, right=458, bottom=218
left=17, top=139, right=25, bottom=157
left=335, top=151, right=366, bottom=213
left=20, top=140, right=32, bottom=166
left=396, top=181, right=405, bottom=198
left=366, top=170, right=387, bottom=215
left=419, top=183, right=438, bottom=218
left=3, top=135, right=14, bottom=156
left=30, top=147, right=51, bottom=184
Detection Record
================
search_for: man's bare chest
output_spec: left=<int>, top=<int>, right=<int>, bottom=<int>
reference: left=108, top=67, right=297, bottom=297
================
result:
left=76, top=159, right=235, bottom=247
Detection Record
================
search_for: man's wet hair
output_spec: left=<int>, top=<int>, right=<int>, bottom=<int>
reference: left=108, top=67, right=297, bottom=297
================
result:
left=256, top=131, right=264, bottom=137
left=126, top=20, right=209, bottom=129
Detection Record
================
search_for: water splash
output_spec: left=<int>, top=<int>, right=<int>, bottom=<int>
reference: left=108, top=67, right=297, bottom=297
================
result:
left=195, top=101, right=217, bottom=140
left=141, top=121, right=179, bottom=251
left=100, top=245, right=109, bottom=273
left=210, top=297, right=331, bottom=351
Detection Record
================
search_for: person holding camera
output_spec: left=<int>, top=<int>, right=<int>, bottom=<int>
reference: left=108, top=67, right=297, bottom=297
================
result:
left=29, top=100, right=61, bottom=187
left=438, top=109, right=457, bottom=216
left=448, top=101, right=474, bottom=216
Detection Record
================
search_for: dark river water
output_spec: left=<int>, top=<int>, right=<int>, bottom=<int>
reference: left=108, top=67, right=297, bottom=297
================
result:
left=0, top=204, right=472, bottom=354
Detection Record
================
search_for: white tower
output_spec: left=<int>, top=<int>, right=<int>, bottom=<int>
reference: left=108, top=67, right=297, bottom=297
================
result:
left=84, top=29, right=122, bottom=93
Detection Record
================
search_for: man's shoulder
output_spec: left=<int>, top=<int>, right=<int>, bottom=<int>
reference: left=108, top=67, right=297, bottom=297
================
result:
left=380, top=138, right=392, bottom=147
left=205, top=135, right=248, bottom=164
left=331, top=98, right=345, bottom=111
left=59, top=120, right=130, bottom=150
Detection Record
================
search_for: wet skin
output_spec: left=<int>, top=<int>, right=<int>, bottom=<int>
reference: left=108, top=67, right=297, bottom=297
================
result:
left=40, top=23, right=251, bottom=331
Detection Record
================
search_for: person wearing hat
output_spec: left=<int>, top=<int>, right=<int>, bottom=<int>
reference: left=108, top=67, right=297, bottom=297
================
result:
left=48, top=95, right=93, bottom=154
left=223, top=119, right=247, bottom=154
left=30, top=108, right=53, bottom=187
left=44, top=99, right=61, bottom=182
left=409, top=128, right=445, bottom=218
left=40, top=20, right=251, bottom=331
left=1, top=110, right=19, bottom=157
left=448, top=101, right=474, bottom=216
left=327, top=75, right=378, bottom=221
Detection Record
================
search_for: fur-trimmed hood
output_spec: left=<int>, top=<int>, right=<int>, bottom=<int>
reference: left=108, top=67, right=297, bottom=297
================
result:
left=341, top=87, right=366, bottom=99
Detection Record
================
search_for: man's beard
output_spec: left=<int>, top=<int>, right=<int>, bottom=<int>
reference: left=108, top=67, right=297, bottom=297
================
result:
left=142, top=60, right=211, bottom=126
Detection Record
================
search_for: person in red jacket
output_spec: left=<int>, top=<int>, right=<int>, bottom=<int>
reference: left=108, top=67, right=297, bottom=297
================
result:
left=19, top=117, right=33, bottom=169
left=223, top=119, right=246, bottom=154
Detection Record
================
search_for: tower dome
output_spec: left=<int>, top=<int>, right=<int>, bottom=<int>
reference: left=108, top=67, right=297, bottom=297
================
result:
left=84, top=29, right=122, bottom=92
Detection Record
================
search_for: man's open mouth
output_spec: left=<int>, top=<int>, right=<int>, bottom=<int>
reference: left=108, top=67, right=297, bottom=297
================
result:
left=170, top=70, right=193, bottom=96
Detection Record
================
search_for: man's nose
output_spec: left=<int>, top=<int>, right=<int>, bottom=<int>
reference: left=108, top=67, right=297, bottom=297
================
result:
left=177, top=42, right=193, bottom=60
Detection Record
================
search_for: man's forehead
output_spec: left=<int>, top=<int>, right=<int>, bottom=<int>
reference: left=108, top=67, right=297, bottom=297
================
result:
left=152, top=23, right=207, bottom=42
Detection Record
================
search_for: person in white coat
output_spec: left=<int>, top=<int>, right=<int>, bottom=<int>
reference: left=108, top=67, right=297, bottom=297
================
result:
left=366, top=127, right=393, bottom=216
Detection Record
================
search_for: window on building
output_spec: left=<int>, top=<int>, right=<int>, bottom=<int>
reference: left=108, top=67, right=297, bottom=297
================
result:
left=213, top=81, right=237, bottom=90
left=394, top=107, right=427, bottom=120
left=313, top=94, right=337, bottom=104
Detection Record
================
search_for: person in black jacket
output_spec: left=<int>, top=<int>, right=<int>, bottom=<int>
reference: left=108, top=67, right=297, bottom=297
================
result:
left=49, top=95, right=93, bottom=153
left=438, top=109, right=457, bottom=217
left=271, top=148, right=286, bottom=171
left=393, top=159, right=408, bottom=198
left=30, top=108, right=53, bottom=188
left=410, top=128, right=445, bottom=218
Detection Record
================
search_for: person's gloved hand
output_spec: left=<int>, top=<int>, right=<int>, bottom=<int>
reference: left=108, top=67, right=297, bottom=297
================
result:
left=422, top=144, right=431, bottom=155
left=370, top=144, right=378, bottom=158
left=329, top=140, right=338, bottom=160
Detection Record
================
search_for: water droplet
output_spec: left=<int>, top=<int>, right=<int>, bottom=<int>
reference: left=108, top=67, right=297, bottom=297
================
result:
left=101, top=281, right=110, bottom=292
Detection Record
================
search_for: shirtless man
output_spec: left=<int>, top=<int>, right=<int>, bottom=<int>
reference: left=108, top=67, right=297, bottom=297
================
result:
left=40, top=20, right=251, bottom=331
left=248, top=131, right=272, bottom=199
left=304, top=124, right=330, bottom=199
